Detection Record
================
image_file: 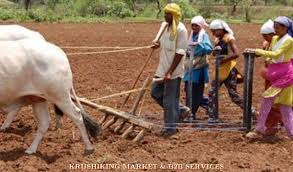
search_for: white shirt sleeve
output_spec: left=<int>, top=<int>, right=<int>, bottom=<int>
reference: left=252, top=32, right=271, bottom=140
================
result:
left=175, top=25, right=188, bottom=55
left=154, top=22, right=168, bottom=43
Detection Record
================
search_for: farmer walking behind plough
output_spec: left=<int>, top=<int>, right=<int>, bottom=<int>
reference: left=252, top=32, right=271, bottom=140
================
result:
left=150, top=3, right=188, bottom=137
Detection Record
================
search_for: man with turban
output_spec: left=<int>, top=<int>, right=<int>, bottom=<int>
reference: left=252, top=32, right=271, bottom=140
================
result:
left=151, top=3, right=188, bottom=137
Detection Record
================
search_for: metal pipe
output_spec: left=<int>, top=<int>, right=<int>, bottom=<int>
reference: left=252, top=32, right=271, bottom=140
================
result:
left=243, top=51, right=255, bottom=131
left=213, top=46, right=223, bottom=119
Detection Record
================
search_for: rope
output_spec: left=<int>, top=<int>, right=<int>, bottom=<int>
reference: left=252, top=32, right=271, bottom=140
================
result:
left=66, top=46, right=151, bottom=56
left=88, top=79, right=160, bottom=102
left=90, top=88, right=149, bottom=102
left=61, top=46, right=147, bottom=49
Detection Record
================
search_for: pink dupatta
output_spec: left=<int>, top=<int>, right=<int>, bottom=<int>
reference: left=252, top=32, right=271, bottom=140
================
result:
left=266, top=59, right=293, bottom=88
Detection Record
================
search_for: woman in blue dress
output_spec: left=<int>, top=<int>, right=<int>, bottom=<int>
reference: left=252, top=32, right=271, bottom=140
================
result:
left=183, top=16, right=213, bottom=120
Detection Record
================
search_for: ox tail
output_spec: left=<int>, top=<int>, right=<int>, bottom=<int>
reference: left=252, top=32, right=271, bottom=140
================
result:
left=71, top=87, right=101, bottom=138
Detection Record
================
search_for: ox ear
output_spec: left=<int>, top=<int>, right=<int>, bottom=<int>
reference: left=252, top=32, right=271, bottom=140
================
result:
left=81, top=110, right=101, bottom=138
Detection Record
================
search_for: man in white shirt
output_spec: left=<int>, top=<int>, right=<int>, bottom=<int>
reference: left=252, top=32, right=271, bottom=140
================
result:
left=151, top=3, right=188, bottom=137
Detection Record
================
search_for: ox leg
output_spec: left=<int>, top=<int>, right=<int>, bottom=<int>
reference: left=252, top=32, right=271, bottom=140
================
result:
left=0, top=107, right=21, bottom=131
left=55, top=100, right=94, bottom=153
left=0, top=97, right=28, bottom=131
left=25, top=102, right=50, bottom=154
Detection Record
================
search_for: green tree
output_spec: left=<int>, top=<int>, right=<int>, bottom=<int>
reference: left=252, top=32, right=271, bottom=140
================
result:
left=242, top=0, right=252, bottom=22
left=125, top=0, right=136, bottom=11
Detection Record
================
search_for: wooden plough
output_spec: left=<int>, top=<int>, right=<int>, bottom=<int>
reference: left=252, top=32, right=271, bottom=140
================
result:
left=69, top=23, right=168, bottom=142
left=72, top=77, right=160, bottom=142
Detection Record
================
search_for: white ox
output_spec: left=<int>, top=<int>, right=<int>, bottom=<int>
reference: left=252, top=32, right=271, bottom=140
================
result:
left=0, top=39, right=100, bottom=154
left=0, top=25, right=64, bottom=131
left=0, top=25, right=45, bottom=41
left=0, top=25, right=57, bottom=129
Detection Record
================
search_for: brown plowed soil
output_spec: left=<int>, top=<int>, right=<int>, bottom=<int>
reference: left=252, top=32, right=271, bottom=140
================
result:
left=0, top=22, right=292, bottom=172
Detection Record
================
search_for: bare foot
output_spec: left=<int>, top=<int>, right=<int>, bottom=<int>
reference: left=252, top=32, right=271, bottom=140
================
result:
left=245, top=130, right=263, bottom=139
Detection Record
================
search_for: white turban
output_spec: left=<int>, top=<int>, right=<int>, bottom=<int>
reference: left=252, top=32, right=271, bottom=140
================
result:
left=189, top=16, right=208, bottom=45
left=260, top=19, right=275, bottom=34
left=191, top=16, right=208, bottom=28
left=209, top=19, right=234, bottom=36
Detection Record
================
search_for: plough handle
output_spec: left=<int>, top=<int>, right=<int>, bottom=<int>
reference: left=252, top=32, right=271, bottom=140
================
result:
left=121, top=23, right=168, bottom=107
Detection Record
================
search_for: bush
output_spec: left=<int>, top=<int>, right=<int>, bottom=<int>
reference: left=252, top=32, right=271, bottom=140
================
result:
left=198, top=0, right=213, bottom=18
left=94, top=0, right=111, bottom=16
left=27, top=9, right=61, bottom=22
left=74, top=0, right=98, bottom=17
left=1, top=0, right=17, bottom=9
left=210, top=11, right=229, bottom=20
left=73, top=0, right=135, bottom=18
left=47, top=0, right=59, bottom=10
left=17, top=11, right=30, bottom=21
left=52, top=1, right=74, bottom=17
left=176, top=0, right=197, bottom=19
left=0, top=9, right=15, bottom=20
left=107, top=1, right=135, bottom=18
left=137, top=4, right=157, bottom=18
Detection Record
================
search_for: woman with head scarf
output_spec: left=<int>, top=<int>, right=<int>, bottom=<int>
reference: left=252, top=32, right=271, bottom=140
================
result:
left=151, top=3, right=188, bottom=137
left=259, top=19, right=283, bottom=136
left=207, top=19, right=256, bottom=123
left=260, top=19, right=275, bottom=82
left=183, top=16, right=213, bottom=120
left=261, top=19, right=275, bottom=51
left=246, top=16, right=293, bottom=139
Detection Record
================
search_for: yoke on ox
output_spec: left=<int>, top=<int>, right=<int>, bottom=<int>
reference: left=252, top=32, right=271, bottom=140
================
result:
left=0, top=39, right=100, bottom=155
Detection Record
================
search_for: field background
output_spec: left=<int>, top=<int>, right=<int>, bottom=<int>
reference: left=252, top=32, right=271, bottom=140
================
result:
left=0, top=0, right=292, bottom=23
left=0, top=0, right=293, bottom=172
